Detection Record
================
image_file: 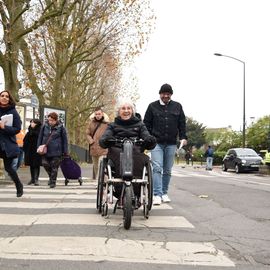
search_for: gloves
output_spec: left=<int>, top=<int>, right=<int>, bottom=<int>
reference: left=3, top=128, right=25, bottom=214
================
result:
left=101, top=136, right=116, bottom=148
left=143, top=136, right=156, bottom=150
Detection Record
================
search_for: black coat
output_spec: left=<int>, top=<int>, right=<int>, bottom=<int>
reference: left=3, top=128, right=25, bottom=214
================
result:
left=99, top=116, right=156, bottom=150
left=0, top=105, right=21, bottom=158
left=23, top=126, right=42, bottom=167
left=99, top=115, right=155, bottom=179
left=37, top=122, right=68, bottom=158
left=143, top=100, right=187, bottom=145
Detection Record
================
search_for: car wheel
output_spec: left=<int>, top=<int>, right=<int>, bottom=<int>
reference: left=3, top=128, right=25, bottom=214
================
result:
left=235, top=164, right=241, bottom=173
left=222, top=163, right=227, bottom=171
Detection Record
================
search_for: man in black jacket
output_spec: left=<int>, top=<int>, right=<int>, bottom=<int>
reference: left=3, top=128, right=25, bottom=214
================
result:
left=144, top=83, right=187, bottom=205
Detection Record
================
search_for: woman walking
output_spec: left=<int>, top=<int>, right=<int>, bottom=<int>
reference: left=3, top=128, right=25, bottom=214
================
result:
left=23, top=119, right=42, bottom=185
left=37, top=112, right=68, bottom=188
left=0, top=90, right=23, bottom=197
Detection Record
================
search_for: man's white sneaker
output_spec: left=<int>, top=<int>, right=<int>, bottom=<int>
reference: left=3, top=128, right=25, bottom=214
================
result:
left=162, top=194, right=171, bottom=203
left=153, top=195, right=162, bottom=205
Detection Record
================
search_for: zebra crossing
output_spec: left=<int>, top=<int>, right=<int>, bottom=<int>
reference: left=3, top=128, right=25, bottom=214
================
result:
left=0, top=179, right=235, bottom=267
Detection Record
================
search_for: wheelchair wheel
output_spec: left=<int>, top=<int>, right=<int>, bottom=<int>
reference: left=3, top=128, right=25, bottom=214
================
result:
left=146, top=162, right=153, bottom=211
left=123, top=185, right=132, bottom=230
left=102, top=202, right=108, bottom=216
left=96, top=158, right=106, bottom=213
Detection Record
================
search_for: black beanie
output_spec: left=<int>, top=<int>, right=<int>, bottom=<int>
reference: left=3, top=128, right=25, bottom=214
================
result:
left=159, top=83, right=173, bottom=94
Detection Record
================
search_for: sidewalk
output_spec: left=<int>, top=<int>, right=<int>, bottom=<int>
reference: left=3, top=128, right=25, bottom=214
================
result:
left=0, top=163, right=94, bottom=185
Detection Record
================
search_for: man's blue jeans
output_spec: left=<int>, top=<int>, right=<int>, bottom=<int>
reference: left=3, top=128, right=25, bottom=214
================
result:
left=151, top=143, right=177, bottom=197
left=206, top=157, right=213, bottom=170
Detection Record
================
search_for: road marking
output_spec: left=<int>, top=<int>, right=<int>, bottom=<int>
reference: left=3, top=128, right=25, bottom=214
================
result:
left=0, top=201, right=172, bottom=210
left=172, top=170, right=270, bottom=186
left=172, top=172, right=211, bottom=178
left=0, top=187, right=97, bottom=194
left=0, top=236, right=234, bottom=266
left=0, top=214, right=193, bottom=228
left=0, top=179, right=234, bottom=266
left=0, top=193, right=96, bottom=199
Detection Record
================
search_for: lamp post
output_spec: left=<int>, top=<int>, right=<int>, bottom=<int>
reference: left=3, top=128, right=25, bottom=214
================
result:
left=214, top=53, right=246, bottom=148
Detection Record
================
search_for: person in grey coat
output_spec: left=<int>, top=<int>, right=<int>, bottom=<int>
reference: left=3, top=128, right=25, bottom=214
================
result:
left=37, top=112, right=68, bottom=188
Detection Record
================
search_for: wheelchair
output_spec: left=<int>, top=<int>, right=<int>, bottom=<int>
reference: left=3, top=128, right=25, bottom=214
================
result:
left=96, top=138, right=153, bottom=230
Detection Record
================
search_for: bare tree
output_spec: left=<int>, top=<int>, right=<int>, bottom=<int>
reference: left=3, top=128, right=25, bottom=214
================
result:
left=25, top=0, right=154, bottom=146
left=0, top=0, right=75, bottom=98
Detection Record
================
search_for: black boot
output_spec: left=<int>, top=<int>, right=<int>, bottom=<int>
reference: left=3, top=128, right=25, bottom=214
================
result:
left=27, top=180, right=34, bottom=185
left=34, top=180, right=39, bottom=186
left=16, top=182, right=23, bottom=197
left=34, top=167, right=40, bottom=186
left=50, top=181, right=56, bottom=188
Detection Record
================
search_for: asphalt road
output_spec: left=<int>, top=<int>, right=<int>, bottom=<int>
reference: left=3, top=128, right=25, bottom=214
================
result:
left=0, top=163, right=269, bottom=270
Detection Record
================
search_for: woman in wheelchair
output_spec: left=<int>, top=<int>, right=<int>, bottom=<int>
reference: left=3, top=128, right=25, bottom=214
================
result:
left=97, top=101, right=156, bottom=224
left=99, top=99, right=156, bottom=196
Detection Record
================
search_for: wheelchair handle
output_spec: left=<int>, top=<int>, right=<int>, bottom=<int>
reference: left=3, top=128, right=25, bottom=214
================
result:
left=107, top=137, right=144, bottom=146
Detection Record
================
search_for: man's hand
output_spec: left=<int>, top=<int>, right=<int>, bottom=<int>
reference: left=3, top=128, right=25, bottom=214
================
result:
left=176, top=139, right=187, bottom=157
left=179, top=139, right=187, bottom=149
left=0, top=121, right=5, bottom=129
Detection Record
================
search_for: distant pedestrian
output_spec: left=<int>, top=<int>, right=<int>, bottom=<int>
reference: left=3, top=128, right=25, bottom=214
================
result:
left=144, top=83, right=187, bottom=205
left=0, top=90, right=23, bottom=197
left=185, top=150, right=192, bottom=165
left=204, top=145, right=214, bottom=170
left=23, top=119, right=42, bottom=185
left=86, top=107, right=109, bottom=180
left=37, top=112, right=68, bottom=188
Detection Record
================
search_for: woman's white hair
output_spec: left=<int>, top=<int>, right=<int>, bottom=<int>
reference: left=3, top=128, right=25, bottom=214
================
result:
left=116, top=98, right=135, bottom=116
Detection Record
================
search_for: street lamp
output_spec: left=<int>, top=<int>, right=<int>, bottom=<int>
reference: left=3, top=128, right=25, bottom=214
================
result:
left=214, top=53, right=246, bottom=148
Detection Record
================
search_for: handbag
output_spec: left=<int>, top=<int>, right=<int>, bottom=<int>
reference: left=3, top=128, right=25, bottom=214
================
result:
left=37, top=144, right=47, bottom=155
left=37, top=130, right=54, bottom=155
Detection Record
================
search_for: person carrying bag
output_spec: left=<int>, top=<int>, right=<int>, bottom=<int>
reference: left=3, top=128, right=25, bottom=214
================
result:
left=37, top=112, right=68, bottom=188
left=37, top=131, right=54, bottom=155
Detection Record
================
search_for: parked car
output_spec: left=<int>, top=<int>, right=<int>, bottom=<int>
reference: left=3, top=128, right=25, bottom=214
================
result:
left=222, top=148, right=263, bottom=173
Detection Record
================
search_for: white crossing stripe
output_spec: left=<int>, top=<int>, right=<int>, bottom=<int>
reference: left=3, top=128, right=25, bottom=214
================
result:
left=172, top=171, right=211, bottom=178
left=0, top=178, right=235, bottom=266
left=0, top=236, right=235, bottom=266
left=0, top=214, right=193, bottom=228
left=0, top=193, right=96, bottom=199
left=0, top=187, right=97, bottom=194
left=0, top=201, right=172, bottom=210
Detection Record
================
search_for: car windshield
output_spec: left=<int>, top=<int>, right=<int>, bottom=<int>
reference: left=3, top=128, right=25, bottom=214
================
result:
left=236, top=149, right=258, bottom=157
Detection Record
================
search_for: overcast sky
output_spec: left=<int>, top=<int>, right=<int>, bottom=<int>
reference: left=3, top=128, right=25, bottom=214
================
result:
left=134, top=0, right=270, bottom=130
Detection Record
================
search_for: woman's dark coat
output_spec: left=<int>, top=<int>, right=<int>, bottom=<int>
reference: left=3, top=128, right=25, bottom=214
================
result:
left=37, top=122, right=68, bottom=157
left=23, top=125, right=42, bottom=167
left=99, top=116, right=156, bottom=149
left=99, top=115, right=156, bottom=179
left=0, top=105, right=21, bottom=158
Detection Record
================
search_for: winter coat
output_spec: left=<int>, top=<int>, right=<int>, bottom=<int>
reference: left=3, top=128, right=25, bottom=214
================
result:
left=99, top=115, right=156, bottom=150
left=37, top=122, right=68, bottom=158
left=143, top=100, right=187, bottom=145
left=23, top=125, right=42, bottom=167
left=86, top=113, right=109, bottom=157
left=99, top=115, right=156, bottom=179
left=0, top=105, right=21, bottom=158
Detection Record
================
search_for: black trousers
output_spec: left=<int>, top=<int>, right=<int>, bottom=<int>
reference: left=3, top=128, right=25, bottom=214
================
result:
left=30, top=166, right=40, bottom=182
left=42, top=156, right=61, bottom=183
left=0, top=148, right=23, bottom=192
